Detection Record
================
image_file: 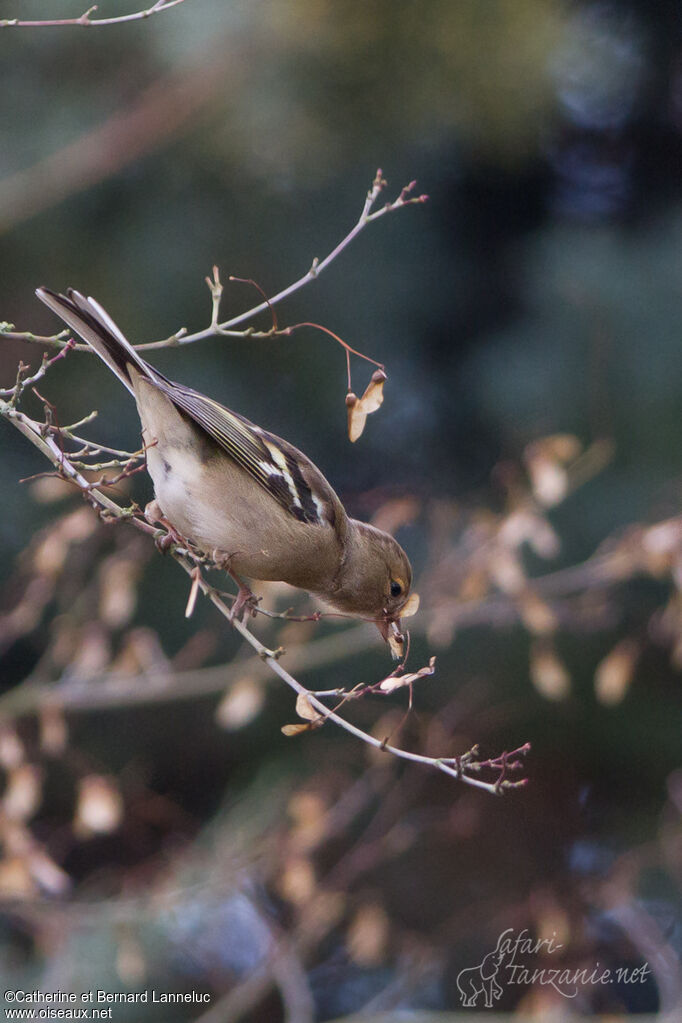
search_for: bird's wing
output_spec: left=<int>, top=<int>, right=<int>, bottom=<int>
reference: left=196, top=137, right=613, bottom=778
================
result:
left=35, top=287, right=339, bottom=528
left=162, top=382, right=340, bottom=527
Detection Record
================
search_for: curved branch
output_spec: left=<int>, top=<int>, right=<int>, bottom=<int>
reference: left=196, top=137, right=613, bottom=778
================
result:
left=0, top=391, right=527, bottom=796
left=6, top=171, right=427, bottom=352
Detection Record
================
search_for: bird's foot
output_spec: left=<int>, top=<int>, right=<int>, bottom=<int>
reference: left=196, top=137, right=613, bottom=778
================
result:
left=145, top=500, right=186, bottom=553
left=208, top=551, right=260, bottom=622
left=144, top=499, right=164, bottom=526
left=229, top=581, right=261, bottom=622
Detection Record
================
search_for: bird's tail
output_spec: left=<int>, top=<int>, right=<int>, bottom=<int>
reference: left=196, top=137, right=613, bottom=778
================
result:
left=36, top=287, right=153, bottom=396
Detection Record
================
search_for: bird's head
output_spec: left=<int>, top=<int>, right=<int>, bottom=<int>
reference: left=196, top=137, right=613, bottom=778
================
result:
left=329, top=521, right=419, bottom=659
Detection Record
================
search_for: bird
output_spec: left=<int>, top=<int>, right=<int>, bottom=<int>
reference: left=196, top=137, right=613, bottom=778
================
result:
left=36, top=288, right=418, bottom=655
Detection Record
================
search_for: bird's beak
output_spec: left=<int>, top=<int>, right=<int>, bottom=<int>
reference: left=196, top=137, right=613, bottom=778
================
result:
left=376, top=618, right=405, bottom=660
left=376, top=593, right=419, bottom=659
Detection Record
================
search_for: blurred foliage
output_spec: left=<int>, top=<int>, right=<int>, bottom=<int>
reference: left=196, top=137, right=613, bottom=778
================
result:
left=1, top=0, right=682, bottom=1019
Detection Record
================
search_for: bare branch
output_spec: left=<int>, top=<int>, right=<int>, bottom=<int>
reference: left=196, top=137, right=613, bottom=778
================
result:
left=7, top=171, right=426, bottom=353
left=166, top=170, right=428, bottom=348
left=0, top=1, right=187, bottom=29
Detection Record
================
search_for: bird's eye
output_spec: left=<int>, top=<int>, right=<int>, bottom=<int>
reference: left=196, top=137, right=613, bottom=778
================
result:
left=390, top=580, right=403, bottom=598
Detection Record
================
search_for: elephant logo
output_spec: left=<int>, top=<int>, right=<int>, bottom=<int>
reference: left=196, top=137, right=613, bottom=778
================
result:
left=456, top=942, right=507, bottom=1008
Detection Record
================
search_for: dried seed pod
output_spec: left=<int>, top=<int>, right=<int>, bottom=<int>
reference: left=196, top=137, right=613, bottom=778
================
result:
left=530, top=640, right=571, bottom=701
left=215, top=678, right=265, bottom=730
left=74, top=775, right=124, bottom=838
left=346, top=370, right=386, bottom=442
left=2, top=765, right=43, bottom=822
left=347, top=901, right=390, bottom=967
left=400, top=592, right=420, bottom=618
left=595, top=639, right=639, bottom=705
left=295, top=692, right=323, bottom=722
left=519, top=589, right=558, bottom=636
left=39, top=703, right=68, bottom=757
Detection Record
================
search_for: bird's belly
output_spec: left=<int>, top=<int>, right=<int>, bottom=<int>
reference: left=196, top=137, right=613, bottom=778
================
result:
left=147, top=444, right=204, bottom=540
left=146, top=444, right=334, bottom=587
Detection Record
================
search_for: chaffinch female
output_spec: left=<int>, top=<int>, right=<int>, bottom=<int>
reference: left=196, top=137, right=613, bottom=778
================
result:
left=36, top=288, right=418, bottom=654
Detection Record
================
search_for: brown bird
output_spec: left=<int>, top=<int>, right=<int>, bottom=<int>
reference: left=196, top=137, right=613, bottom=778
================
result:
left=36, top=288, right=418, bottom=654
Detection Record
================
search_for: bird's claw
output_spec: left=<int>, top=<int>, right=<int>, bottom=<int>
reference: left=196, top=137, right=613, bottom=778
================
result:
left=146, top=501, right=186, bottom=553
left=229, top=585, right=261, bottom=622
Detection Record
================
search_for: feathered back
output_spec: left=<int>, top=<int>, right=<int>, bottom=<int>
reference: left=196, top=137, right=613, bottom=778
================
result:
left=36, top=286, right=340, bottom=527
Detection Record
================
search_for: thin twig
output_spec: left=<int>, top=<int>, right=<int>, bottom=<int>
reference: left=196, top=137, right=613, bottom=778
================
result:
left=9, top=171, right=426, bottom=353
left=161, top=170, right=428, bottom=347
left=0, top=0, right=187, bottom=29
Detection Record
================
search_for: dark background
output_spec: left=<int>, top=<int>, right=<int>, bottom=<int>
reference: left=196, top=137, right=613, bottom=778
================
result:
left=1, top=1, right=681, bottom=1019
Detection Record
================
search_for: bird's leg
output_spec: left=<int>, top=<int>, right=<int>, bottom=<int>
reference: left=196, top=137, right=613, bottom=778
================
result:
left=229, top=576, right=261, bottom=622
left=145, top=499, right=186, bottom=553
left=211, top=549, right=261, bottom=621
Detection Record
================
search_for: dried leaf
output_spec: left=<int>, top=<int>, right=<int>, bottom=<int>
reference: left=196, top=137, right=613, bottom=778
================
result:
left=532, top=893, right=571, bottom=949
left=519, top=590, right=558, bottom=635
left=282, top=722, right=316, bottom=737
left=379, top=656, right=436, bottom=693
left=346, top=369, right=387, bottom=442
left=70, top=623, right=111, bottom=678
left=400, top=591, right=420, bottom=618
left=458, top=568, right=489, bottom=603
left=530, top=640, right=571, bottom=701
left=499, top=509, right=560, bottom=559
left=288, top=791, right=328, bottom=850
left=295, top=692, right=322, bottom=722
left=111, top=627, right=171, bottom=676
left=346, top=392, right=366, bottom=443
left=527, top=454, right=569, bottom=507
left=28, top=476, right=73, bottom=504
left=39, top=703, right=68, bottom=756
left=0, top=727, right=25, bottom=770
left=216, top=678, right=265, bottom=730
left=0, top=857, right=36, bottom=899
left=371, top=496, right=420, bottom=534
left=347, top=901, right=390, bottom=967
left=387, top=630, right=404, bottom=660
left=542, top=434, right=583, bottom=462
left=32, top=531, right=68, bottom=576
left=277, top=856, right=316, bottom=905
left=489, top=547, right=526, bottom=595
left=641, top=519, right=682, bottom=577
left=74, top=775, right=124, bottom=838
left=528, top=516, right=561, bottom=559
left=33, top=509, right=95, bottom=576
left=2, top=765, right=43, bottom=822
left=524, top=435, right=582, bottom=507
left=642, top=519, right=682, bottom=557
left=99, top=555, right=139, bottom=628
left=359, top=369, right=386, bottom=413
left=595, top=639, right=639, bottom=705
left=378, top=675, right=407, bottom=694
